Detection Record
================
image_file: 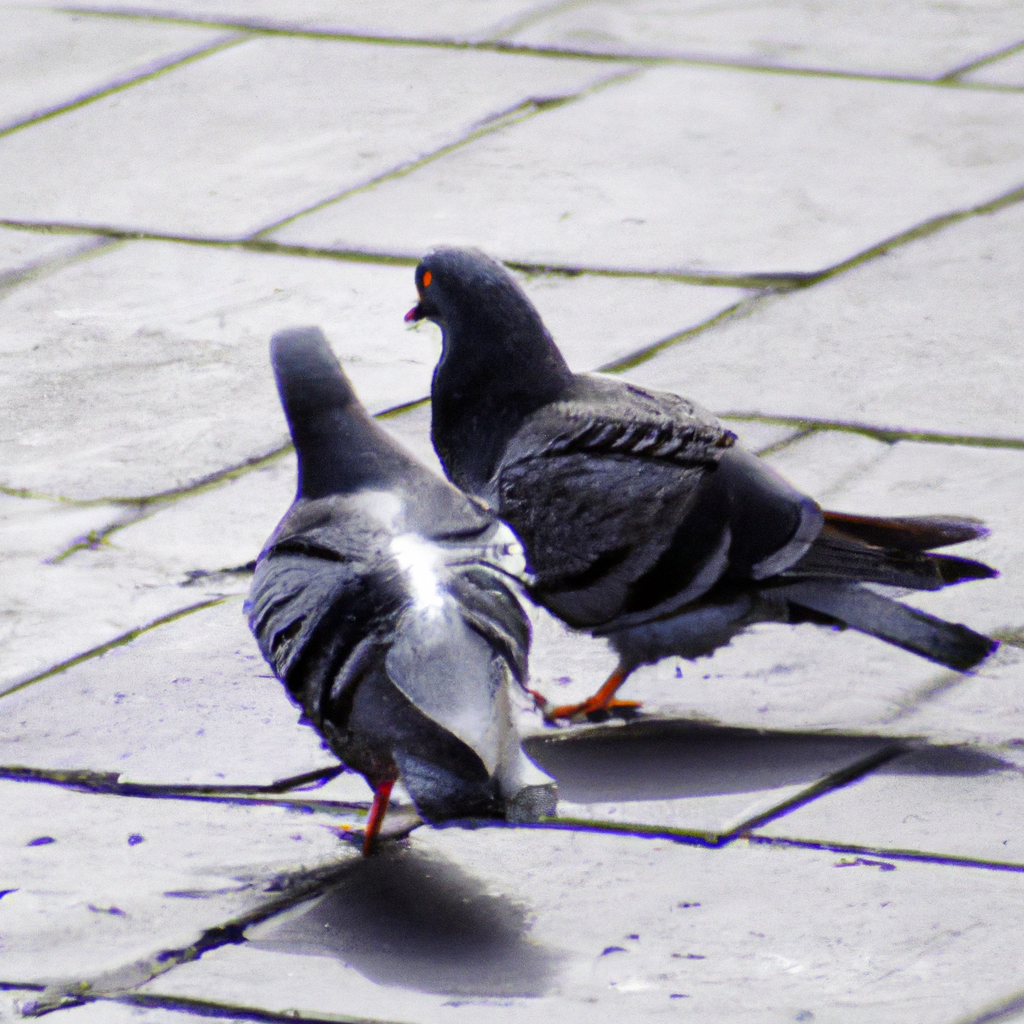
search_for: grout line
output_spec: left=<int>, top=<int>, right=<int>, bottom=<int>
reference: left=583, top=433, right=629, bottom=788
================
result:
left=247, top=68, right=643, bottom=239
left=952, top=990, right=1024, bottom=1024
left=0, top=597, right=234, bottom=699
left=940, top=37, right=1024, bottom=82
left=0, top=218, right=794, bottom=287
left=597, top=294, right=766, bottom=373
left=744, top=834, right=1024, bottom=875
left=714, top=413, right=1024, bottom=451
left=114, top=991, right=395, bottom=1024
left=44, top=6, right=1024, bottom=93
left=747, top=426, right=819, bottom=458
left=0, top=236, right=122, bottom=299
left=0, top=767, right=370, bottom=816
left=0, top=32, right=251, bottom=141
left=19, top=856, right=373, bottom=1017
left=725, top=744, right=906, bottom=837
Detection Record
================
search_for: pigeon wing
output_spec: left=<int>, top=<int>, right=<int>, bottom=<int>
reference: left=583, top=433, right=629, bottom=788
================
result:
left=494, top=379, right=735, bottom=629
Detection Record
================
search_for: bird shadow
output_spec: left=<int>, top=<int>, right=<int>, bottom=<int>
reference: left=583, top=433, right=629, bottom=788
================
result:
left=521, top=719, right=1013, bottom=805
left=247, top=845, right=559, bottom=998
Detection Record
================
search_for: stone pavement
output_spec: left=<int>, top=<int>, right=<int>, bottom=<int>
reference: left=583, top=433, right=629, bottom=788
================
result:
left=1, top=2, right=1024, bottom=1021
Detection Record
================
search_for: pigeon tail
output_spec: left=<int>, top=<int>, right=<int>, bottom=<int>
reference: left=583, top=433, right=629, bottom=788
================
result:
left=775, top=580, right=998, bottom=672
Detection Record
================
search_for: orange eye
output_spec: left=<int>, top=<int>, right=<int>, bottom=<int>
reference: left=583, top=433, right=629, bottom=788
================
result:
left=422, top=270, right=433, bottom=288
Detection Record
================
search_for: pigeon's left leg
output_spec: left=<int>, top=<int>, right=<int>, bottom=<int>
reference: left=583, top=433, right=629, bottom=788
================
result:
left=536, top=665, right=640, bottom=723
left=362, top=776, right=396, bottom=856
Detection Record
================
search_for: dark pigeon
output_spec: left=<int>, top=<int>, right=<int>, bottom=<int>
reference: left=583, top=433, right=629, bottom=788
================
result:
left=406, top=247, right=999, bottom=722
left=246, top=327, right=555, bottom=851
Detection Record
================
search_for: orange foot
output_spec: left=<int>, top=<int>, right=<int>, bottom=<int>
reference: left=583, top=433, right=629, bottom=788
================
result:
left=530, top=669, right=640, bottom=725
left=362, top=776, right=396, bottom=857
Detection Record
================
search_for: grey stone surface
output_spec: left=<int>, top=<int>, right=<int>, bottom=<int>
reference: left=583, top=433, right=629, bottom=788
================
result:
left=24, top=0, right=557, bottom=41
left=963, top=46, right=1024, bottom=87
left=142, top=827, right=1024, bottom=1023
left=0, top=778, right=357, bottom=984
left=274, top=64, right=1024, bottom=274
left=626, top=198, right=1024, bottom=438
left=0, top=236, right=745, bottom=499
left=0, top=7, right=228, bottom=133
left=755, top=745, right=1024, bottom=865
left=0, top=509, right=225, bottom=694
left=0, top=36, right=624, bottom=239
left=507, top=0, right=1024, bottom=78
left=0, top=227, right=103, bottom=279
left=0, top=599, right=337, bottom=784
left=0, top=242, right=417, bottom=499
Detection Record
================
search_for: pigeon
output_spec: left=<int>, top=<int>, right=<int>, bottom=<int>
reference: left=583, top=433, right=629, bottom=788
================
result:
left=246, top=327, right=555, bottom=852
left=406, top=247, right=999, bottom=722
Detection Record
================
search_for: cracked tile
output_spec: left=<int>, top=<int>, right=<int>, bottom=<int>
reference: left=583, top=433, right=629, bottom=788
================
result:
left=506, top=0, right=1024, bottom=79
left=625, top=198, right=1024, bottom=438
left=0, top=599, right=337, bottom=784
left=0, top=7, right=228, bottom=133
left=274, top=64, right=1024, bottom=274
left=141, top=828, right=1024, bottom=1023
left=0, top=35, right=625, bottom=239
left=0, top=779, right=358, bottom=985
left=754, top=744, right=1024, bottom=865
left=25, top=0, right=560, bottom=40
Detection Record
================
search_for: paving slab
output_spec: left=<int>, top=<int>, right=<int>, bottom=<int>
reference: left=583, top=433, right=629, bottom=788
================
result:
left=0, top=35, right=625, bottom=239
left=507, top=0, right=1024, bottom=79
left=0, top=779, right=358, bottom=985
left=0, top=598, right=337, bottom=784
left=0, top=236, right=746, bottom=499
left=626, top=197, right=1024, bottom=438
left=142, top=827, right=1024, bottom=1023
left=755, top=744, right=1024, bottom=865
left=24, top=0, right=559, bottom=41
left=274, top=64, right=1024, bottom=275
left=0, top=7, right=229, bottom=133
left=963, top=46, right=1024, bottom=87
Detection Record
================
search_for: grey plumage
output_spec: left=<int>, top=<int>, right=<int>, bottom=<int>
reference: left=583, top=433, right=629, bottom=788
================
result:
left=246, top=327, right=554, bottom=843
left=408, top=248, right=998, bottom=719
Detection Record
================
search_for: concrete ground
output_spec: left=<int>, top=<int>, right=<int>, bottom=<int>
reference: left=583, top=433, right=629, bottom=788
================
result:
left=2, top=2, right=1024, bottom=1021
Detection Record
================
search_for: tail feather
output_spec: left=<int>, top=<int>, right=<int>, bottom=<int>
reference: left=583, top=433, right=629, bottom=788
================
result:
left=783, top=526, right=997, bottom=591
left=823, top=510, right=989, bottom=552
left=774, top=580, right=998, bottom=672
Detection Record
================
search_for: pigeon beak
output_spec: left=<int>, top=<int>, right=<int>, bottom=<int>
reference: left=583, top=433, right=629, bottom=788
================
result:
left=405, top=303, right=424, bottom=323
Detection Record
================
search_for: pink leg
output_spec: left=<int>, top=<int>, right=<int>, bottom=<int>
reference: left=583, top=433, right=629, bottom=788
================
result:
left=362, top=777, right=395, bottom=857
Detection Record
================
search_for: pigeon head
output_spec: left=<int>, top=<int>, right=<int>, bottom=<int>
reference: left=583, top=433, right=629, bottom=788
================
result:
left=271, top=326, right=416, bottom=501
left=406, top=248, right=573, bottom=495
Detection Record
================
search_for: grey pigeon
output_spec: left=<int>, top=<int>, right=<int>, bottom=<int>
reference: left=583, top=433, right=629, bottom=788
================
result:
left=406, top=248, right=999, bottom=722
left=247, top=327, right=555, bottom=851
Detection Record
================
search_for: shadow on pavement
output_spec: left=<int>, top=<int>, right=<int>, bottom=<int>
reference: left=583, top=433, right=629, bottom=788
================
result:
left=247, top=845, right=560, bottom=997
left=522, top=719, right=1014, bottom=804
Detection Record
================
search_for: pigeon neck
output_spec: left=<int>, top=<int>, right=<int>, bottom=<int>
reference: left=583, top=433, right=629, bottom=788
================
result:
left=430, top=308, right=572, bottom=496
left=289, top=401, right=410, bottom=500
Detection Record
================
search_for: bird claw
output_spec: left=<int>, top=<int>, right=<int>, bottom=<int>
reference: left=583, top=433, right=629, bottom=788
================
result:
left=541, top=697, right=642, bottom=726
